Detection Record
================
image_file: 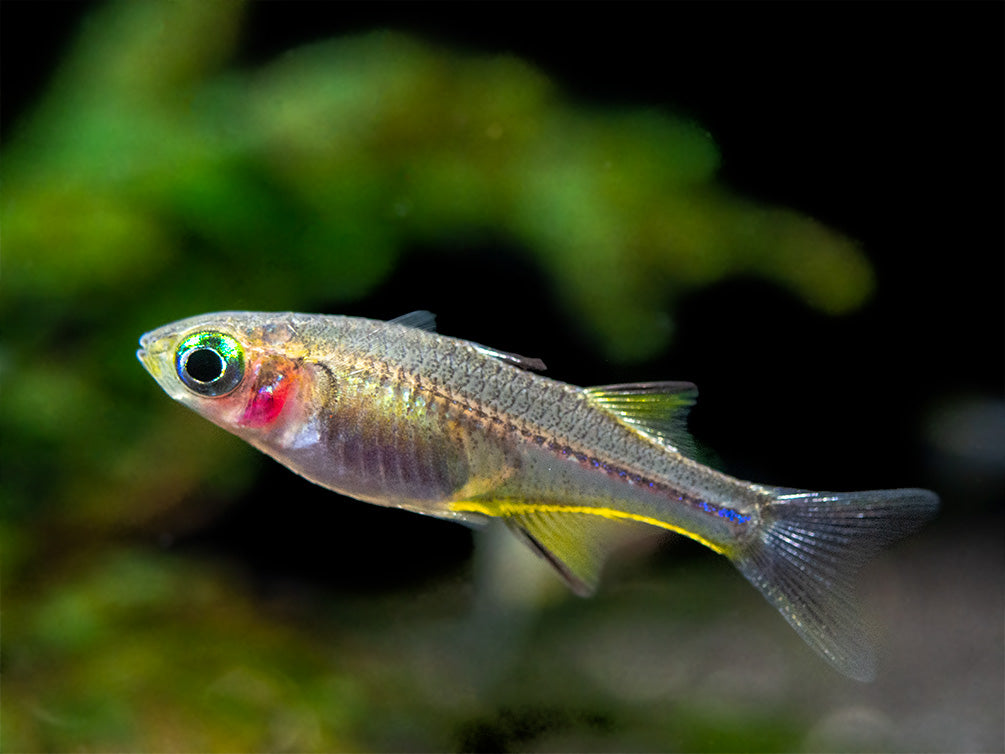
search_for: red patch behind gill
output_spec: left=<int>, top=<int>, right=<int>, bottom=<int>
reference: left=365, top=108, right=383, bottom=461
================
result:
left=239, top=362, right=294, bottom=427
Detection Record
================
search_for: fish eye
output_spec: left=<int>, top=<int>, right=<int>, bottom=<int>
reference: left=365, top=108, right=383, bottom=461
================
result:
left=175, top=331, right=245, bottom=397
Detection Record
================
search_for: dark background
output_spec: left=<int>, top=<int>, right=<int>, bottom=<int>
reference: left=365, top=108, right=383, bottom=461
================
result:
left=5, top=1, right=1002, bottom=589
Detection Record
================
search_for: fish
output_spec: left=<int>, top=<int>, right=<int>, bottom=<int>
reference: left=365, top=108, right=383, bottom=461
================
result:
left=137, top=310, right=938, bottom=680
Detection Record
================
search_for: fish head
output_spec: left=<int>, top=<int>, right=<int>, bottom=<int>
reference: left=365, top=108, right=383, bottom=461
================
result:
left=137, top=312, right=318, bottom=443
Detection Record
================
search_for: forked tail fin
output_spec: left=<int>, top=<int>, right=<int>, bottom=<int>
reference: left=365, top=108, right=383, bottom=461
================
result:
left=732, top=488, right=939, bottom=681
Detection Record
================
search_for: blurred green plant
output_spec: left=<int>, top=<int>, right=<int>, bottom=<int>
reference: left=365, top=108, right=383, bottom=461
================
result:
left=3, top=2, right=872, bottom=356
left=2, top=1, right=878, bottom=750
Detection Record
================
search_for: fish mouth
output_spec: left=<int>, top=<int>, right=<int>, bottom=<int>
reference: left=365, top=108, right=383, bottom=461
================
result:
left=137, top=333, right=151, bottom=366
left=136, top=332, right=168, bottom=375
left=136, top=344, right=155, bottom=375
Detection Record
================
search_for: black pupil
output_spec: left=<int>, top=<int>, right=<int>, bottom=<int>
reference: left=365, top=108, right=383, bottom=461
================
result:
left=186, top=348, right=224, bottom=382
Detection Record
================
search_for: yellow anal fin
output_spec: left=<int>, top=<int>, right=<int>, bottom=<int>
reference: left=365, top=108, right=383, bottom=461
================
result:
left=454, top=502, right=661, bottom=596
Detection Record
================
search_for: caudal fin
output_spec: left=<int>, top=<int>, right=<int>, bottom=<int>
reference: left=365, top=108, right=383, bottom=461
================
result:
left=732, top=487, right=938, bottom=681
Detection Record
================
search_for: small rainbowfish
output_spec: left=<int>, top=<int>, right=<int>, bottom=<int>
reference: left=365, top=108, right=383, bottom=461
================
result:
left=137, top=311, right=937, bottom=680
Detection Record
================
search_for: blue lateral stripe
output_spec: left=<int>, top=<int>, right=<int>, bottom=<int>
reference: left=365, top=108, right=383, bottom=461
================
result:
left=548, top=438, right=750, bottom=525
left=698, top=499, right=751, bottom=524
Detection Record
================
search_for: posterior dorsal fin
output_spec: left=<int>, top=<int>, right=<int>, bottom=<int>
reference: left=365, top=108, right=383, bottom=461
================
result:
left=585, top=381, right=698, bottom=457
left=473, top=345, right=547, bottom=372
left=390, top=310, right=437, bottom=332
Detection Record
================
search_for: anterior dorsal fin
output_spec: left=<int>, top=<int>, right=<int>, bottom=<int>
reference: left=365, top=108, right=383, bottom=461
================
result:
left=473, top=345, right=547, bottom=372
left=585, top=381, right=698, bottom=457
left=389, top=313, right=546, bottom=370
left=390, top=310, right=437, bottom=332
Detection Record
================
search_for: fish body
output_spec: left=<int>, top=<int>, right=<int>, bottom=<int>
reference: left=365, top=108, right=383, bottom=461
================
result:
left=138, top=311, right=938, bottom=680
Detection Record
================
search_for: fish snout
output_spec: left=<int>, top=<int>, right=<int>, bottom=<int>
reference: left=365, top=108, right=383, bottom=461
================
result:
left=136, top=332, right=171, bottom=378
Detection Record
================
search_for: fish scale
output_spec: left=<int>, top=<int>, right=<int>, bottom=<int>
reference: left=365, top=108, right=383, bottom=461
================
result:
left=330, top=355, right=464, bottom=502
left=309, top=321, right=764, bottom=536
left=138, top=310, right=938, bottom=680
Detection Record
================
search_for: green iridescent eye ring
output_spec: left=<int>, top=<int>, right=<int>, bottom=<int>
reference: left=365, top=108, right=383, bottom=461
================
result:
left=175, top=331, right=245, bottom=397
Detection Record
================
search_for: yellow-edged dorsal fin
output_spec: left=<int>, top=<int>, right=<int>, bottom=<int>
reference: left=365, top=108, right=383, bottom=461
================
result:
left=585, top=381, right=698, bottom=457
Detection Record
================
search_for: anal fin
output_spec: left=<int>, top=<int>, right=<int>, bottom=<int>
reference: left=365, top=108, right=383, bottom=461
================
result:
left=502, top=506, right=658, bottom=596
